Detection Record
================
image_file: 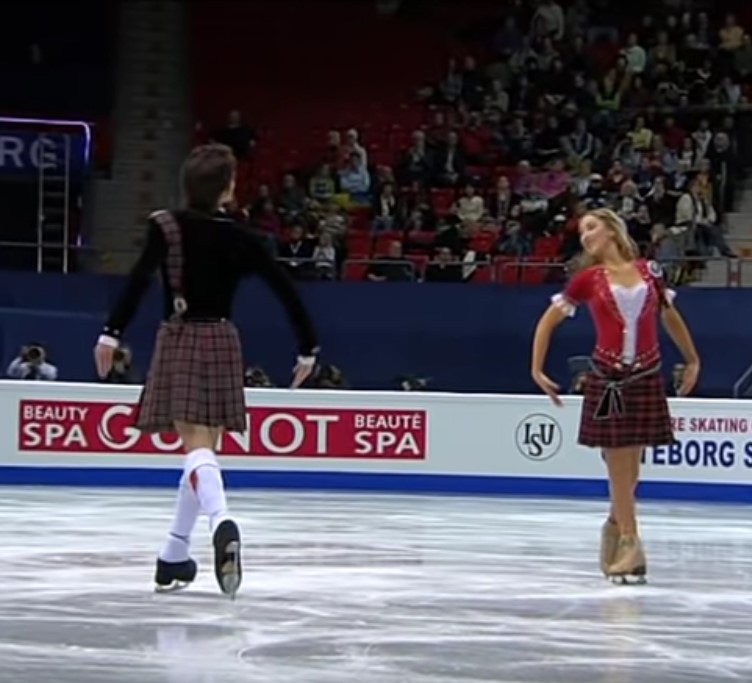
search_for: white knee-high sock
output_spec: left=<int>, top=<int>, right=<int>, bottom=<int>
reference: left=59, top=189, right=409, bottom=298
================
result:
left=184, top=447, right=230, bottom=533
left=159, top=474, right=200, bottom=563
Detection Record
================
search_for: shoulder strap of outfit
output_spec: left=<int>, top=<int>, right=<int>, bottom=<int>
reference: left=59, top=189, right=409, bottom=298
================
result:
left=151, top=210, right=187, bottom=318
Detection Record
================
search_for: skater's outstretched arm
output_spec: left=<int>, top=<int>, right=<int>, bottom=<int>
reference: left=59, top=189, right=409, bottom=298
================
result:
left=531, top=304, right=570, bottom=406
left=94, top=222, right=166, bottom=378
left=102, top=221, right=166, bottom=341
left=661, top=304, right=700, bottom=396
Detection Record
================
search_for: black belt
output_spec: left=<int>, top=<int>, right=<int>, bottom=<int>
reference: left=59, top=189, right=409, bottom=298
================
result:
left=590, top=362, right=661, bottom=420
left=167, top=316, right=228, bottom=324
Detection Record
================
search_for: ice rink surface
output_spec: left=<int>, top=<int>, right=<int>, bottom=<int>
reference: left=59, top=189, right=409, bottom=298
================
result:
left=1, top=487, right=752, bottom=683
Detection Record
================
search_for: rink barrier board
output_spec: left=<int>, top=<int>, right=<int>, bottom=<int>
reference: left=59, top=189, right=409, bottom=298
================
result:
left=4, top=381, right=752, bottom=503
left=4, top=466, right=752, bottom=503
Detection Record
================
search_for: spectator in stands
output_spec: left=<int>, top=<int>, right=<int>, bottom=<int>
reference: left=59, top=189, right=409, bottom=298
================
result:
left=210, top=109, right=256, bottom=160
left=488, top=176, right=519, bottom=222
left=460, top=56, right=487, bottom=109
left=531, top=0, right=565, bottom=41
left=339, top=151, right=371, bottom=204
left=438, top=58, right=463, bottom=105
left=318, top=202, right=348, bottom=240
left=278, top=174, right=308, bottom=225
left=367, top=241, right=413, bottom=282
left=309, top=164, right=337, bottom=204
left=425, top=247, right=463, bottom=283
left=434, top=131, right=466, bottom=186
left=627, top=115, right=654, bottom=152
left=7, top=344, right=57, bottom=381
left=399, top=131, right=434, bottom=186
left=343, top=129, right=368, bottom=167
left=622, top=32, right=647, bottom=74
left=566, top=118, right=598, bottom=165
left=675, top=175, right=735, bottom=258
left=372, top=182, right=400, bottom=232
left=254, top=198, right=282, bottom=237
left=455, top=184, right=485, bottom=226
left=279, top=224, right=315, bottom=279
left=645, top=176, right=675, bottom=226
left=692, top=119, right=713, bottom=160
left=535, top=116, right=564, bottom=163
left=312, top=232, right=337, bottom=280
left=649, top=223, right=683, bottom=282
left=709, top=132, right=738, bottom=214
left=719, top=14, right=745, bottom=54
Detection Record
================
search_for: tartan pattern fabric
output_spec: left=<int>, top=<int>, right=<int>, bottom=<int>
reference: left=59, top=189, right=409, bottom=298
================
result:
left=136, top=320, right=247, bottom=433
left=578, top=363, right=673, bottom=448
left=135, top=211, right=246, bottom=434
left=151, top=210, right=186, bottom=315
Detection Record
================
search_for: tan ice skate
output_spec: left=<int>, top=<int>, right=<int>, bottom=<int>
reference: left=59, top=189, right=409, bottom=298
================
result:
left=600, top=518, right=619, bottom=576
left=606, top=535, right=647, bottom=585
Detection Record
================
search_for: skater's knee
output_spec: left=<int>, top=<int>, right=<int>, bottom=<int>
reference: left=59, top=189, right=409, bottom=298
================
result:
left=175, top=421, right=217, bottom=452
left=182, top=447, right=218, bottom=488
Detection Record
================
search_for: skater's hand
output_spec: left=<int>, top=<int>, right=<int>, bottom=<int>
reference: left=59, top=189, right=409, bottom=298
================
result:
left=678, top=359, right=700, bottom=397
left=94, top=342, right=115, bottom=379
left=532, top=369, right=562, bottom=407
left=291, top=355, right=315, bottom=388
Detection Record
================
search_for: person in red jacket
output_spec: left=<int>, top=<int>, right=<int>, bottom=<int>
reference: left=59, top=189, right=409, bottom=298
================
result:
left=531, top=208, right=700, bottom=584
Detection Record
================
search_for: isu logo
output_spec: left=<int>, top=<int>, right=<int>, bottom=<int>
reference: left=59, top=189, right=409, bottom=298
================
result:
left=515, top=413, right=562, bottom=461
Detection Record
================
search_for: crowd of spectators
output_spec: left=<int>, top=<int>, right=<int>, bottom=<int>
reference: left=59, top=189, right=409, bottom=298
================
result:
left=211, top=0, right=750, bottom=284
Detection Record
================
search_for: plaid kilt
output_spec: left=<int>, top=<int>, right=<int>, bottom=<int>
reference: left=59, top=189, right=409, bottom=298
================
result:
left=578, top=362, right=673, bottom=448
left=135, top=320, right=246, bottom=434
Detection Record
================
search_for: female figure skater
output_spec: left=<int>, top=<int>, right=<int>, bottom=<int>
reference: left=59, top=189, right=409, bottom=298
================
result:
left=531, top=208, right=700, bottom=583
left=93, top=144, right=319, bottom=597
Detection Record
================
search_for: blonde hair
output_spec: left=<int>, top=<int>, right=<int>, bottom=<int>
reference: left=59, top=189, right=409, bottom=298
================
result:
left=572, top=208, right=640, bottom=271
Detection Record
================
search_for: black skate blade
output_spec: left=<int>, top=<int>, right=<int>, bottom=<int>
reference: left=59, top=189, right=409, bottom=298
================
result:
left=608, top=570, right=648, bottom=586
left=220, top=540, right=241, bottom=600
left=213, top=521, right=242, bottom=600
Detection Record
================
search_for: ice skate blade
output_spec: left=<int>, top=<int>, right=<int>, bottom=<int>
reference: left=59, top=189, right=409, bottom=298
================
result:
left=220, top=541, right=241, bottom=600
left=607, top=572, right=648, bottom=586
left=154, top=580, right=192, bottom=594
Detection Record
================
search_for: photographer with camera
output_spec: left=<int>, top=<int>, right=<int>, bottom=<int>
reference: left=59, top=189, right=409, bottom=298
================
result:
left=6, top=343, right=58, bottom=381
left=100, top=344, right=140, bottom=385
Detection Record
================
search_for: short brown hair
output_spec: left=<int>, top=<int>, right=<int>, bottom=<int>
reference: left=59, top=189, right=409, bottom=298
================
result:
left=181, top=144, right=236, bottom=211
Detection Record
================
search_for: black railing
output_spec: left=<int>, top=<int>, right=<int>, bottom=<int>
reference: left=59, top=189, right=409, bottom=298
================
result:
left=0, top=241, right=746, bottom=286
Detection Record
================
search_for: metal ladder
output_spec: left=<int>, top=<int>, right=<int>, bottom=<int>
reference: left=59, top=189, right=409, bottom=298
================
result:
left=36, top=133, right=72, bottom=273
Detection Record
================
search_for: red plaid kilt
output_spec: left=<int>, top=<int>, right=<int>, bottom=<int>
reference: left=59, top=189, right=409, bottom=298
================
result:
left=578, top=362, right=673, bottom=448
left=135, top=320, right=246, bottom=434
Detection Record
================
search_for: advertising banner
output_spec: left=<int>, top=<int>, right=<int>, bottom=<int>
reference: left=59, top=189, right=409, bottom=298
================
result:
left=18, top=399, right=427, bottom=460
left=3, top=381, right=752, bottom=501
left=0, top=129, right=87, bottom=177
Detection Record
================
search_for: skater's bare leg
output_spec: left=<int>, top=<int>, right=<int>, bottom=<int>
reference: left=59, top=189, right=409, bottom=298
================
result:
left=607, top=447, right=641, bottom=525
left=604, top=446, right=646, bottom=580
left=604, top=446, right=641, bottom=536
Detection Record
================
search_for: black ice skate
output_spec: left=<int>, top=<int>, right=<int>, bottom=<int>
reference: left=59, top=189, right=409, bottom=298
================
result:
left=154, top=557, right=198, bottom=593
left=213, top=519, right=242, bottom=599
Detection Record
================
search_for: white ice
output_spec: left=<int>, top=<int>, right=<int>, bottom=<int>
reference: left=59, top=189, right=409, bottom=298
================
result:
left=1, top=488, right=752, bottom=683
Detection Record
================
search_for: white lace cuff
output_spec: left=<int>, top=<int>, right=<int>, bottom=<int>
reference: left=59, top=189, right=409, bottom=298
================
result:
left=97, top=334, right=119, bottom=348
left=551, top=293, right=576, bottom=317
left=664, top=288, right=676, bottom=306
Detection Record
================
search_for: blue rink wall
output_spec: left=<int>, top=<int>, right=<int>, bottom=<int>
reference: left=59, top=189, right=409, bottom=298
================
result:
left=0, top=271, right=751, bottom=395
left=3, top=382, right=752, bottom=504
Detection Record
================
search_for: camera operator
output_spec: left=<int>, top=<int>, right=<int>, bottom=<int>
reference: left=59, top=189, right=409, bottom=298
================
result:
left=101, top=345, right=140, bottom=384
left=244, top=365, right=275, bottom=388
left=306, top=363, right=349, bottom=389
left=6, top=343, right=58, bottom=381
